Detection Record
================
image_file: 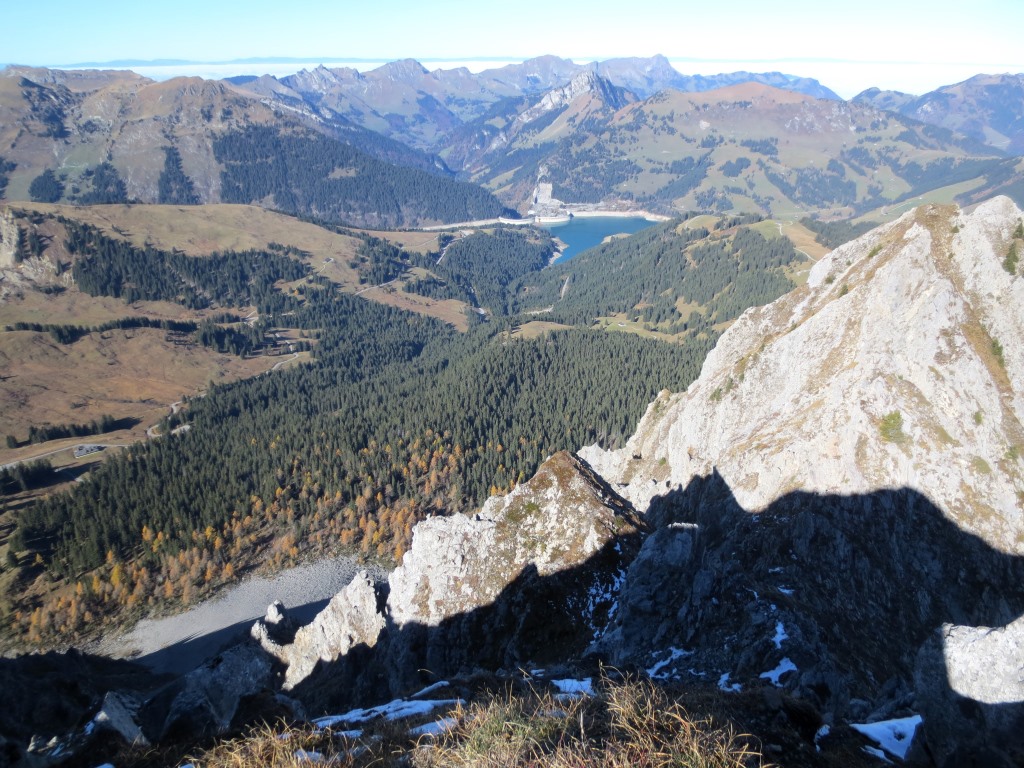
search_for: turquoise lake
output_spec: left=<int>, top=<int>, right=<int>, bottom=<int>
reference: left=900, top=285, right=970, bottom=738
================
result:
left=540, top=216, right=658, bottom=263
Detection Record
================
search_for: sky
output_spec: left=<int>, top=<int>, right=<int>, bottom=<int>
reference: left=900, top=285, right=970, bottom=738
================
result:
left=5, top=0, right=1023, bottom=98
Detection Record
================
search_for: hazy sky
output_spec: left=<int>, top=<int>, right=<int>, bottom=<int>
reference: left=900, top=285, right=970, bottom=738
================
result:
left=6, top=0, right=1023, bottom=97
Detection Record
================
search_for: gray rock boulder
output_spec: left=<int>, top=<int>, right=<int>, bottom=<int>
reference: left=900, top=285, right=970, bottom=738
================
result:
left=92, top=691, right=148, bottom=747
left=140, top=641, right=275, bottom=741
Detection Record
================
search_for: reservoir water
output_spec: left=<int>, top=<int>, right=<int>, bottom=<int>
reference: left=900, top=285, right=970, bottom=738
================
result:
left=540, top=216, right=659, bottom=264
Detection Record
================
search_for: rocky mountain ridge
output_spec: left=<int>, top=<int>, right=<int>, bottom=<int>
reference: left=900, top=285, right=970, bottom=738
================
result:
left=451, top=79, right=1005, bottom=215
left=234, top=55, right=839, bottom=152
left=2, top=62, right=1019, bottom=220
left=582, top=196, right=1024, bottom=545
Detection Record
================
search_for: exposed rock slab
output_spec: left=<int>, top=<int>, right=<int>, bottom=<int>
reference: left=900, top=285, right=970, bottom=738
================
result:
left=583, top=197, right=1024, bottom=550
left=253, top=571, right=386, bottom=690
left=580, top=197, right=1024, bottom=758
left=389, top=450, right=642, bottom=628
left=915, top=617, right=1024, bottom=765
left=263, top=451, right=643, bottom=712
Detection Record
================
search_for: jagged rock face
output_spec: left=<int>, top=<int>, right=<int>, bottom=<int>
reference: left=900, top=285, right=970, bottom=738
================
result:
left=525, top=71, right=633, bottom=119
left=253, top=572, right=387, bottom=690
left=584, top=197, right=1024, bottom=550
left=139, top=642, right=275, bottom=741
left=268, top=452, right=643, bottom=712
left=390, top=451, right=641, bottom=628
left=579, top=197, right=1024, bottom=761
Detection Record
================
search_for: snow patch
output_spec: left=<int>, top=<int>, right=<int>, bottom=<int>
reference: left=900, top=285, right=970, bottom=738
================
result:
left=814, top=724, right=830, bottom=752
left=772, top=621, right=788, bottom=649
left=759, top=657, right=797, bottom=686
left=411, top=681, right=450, bottom=698
left=313, top=698, right=462, bottom=728
left=646, top=646, right=694, bottom=679
left=862, top=745, right=893, bottom=763
left=585, top=569, right=627, bottom=639
left=851, top=715, right=921, bottom=760
left=410, top=717, right=459, bottom=737
left=551, top=678, right=594, bottom=696
left=718, top=673, right=742, bottom=692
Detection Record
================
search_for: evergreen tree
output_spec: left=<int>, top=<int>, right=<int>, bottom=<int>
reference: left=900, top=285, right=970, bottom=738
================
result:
left=28, top=169, right=64, bottom=203
left=157, top=146, right=200, bottom=205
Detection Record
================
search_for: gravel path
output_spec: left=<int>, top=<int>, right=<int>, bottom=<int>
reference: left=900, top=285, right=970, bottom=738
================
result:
left=95, top=556, right=381, bottom=675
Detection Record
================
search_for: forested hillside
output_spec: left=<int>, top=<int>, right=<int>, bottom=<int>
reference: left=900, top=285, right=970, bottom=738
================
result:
left=2, top=214, right=809, bottom=648
left=214, top=126, right=515, bottom=228
left=65, top=218, right=308, bottom=311
left=6, top=284, right=712, bottom=644
left=513, top=217, right=806, bottom=333
left=419, top=228, right=555, bottom=314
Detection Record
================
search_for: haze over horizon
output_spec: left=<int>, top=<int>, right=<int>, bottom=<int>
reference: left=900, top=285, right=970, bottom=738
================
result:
left=7, top=0, right=1023, bottom=99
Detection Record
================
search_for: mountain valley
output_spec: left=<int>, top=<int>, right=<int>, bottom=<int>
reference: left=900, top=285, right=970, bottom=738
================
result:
left=1, top=53, right=1023, bottom=767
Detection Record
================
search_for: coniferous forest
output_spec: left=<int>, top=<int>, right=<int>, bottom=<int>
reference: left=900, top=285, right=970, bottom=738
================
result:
left=512, top=217, right=804, bottom=331
left=214, top=126, right=516, bottom=228
left=1, top=211, right=804, bottom=647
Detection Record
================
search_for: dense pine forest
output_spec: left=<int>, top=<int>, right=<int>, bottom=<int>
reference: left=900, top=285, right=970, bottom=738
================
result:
left=1, top=211, right=808, bottom=647
left=65, top=218, right=309, bottom=312
left=512, top=217, right=805, bottom=331
left=214, top=126, right=516, bottom=228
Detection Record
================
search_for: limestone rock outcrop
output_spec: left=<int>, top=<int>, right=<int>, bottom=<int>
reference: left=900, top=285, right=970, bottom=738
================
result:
left=389, top=450, right=642, bottom=629
left=583, top=197, right=1024, bottom=549
left=0, top=207, right=20, bottom=269
left=258, top=451, right=643, bottom=711
left=140, top=642, right=275, bottom=741
left=915, top=617, right=1024, bottom=764
left=253, top=572, right=387, bottom=690
left=579, top=197, right=1024, bottom=761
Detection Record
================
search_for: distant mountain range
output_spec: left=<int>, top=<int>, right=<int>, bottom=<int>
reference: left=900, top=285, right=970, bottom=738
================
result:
left=439, top=72, right=1010, bottom=217
left=1, top=56, right=1023, bottom=221
left=0, top=66, right=510, bottom=227
left=854, top=72, right=1024, bottom=154
left=230, top=55, right=841, bottom=152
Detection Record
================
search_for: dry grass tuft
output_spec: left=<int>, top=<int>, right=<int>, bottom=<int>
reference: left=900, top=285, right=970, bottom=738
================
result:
left=185, top=721, right=367, bottom=768
left=181, top=677, right=770, bottom=768
left=414, top=675, right=770, bottom=768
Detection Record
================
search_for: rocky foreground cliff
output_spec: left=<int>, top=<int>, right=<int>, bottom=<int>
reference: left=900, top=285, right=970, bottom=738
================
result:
left=579, top=197, right=1024, bottom=762
left=583, top=196, right=1023, bottom=543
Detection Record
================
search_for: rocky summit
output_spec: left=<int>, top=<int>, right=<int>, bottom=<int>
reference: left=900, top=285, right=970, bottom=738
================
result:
left=252, top=450, right=644, bottom=711
left=581, top=196, right=1024, bottom=760
left=584, top=196, right=1024, bottom=543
